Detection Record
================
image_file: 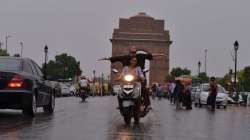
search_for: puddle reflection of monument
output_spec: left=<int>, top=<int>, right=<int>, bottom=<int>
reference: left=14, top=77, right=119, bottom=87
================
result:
left=110, top=12, right=172, bottom=86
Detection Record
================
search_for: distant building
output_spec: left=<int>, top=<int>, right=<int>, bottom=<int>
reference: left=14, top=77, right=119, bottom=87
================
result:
left=110, top=12, right=172, bottom=85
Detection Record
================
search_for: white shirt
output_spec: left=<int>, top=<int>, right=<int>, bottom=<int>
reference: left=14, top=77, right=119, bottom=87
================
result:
left=79, top=79, right=88, bottom=87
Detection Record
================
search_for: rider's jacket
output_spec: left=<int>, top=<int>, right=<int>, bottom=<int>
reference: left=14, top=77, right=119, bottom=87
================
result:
left=109, top=53, right=152, bottom=70
left=79, top=79, right=88, bottom=88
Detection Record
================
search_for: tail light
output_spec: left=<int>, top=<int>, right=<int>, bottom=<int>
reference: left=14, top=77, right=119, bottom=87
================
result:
left=7, top=74, right=25, bottom=88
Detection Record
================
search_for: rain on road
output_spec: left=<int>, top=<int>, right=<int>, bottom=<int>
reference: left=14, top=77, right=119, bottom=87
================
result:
left=0, top=96, right=250, bottom=140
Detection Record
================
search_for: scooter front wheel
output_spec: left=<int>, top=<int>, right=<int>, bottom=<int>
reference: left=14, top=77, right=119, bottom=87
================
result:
left=124, top=115, right=131, bottom=125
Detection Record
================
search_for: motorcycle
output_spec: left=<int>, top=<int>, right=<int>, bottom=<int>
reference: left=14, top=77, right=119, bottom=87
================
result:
left=79, top=87, right=88, bottom=102
left=113, top=69, right=149, bottom=125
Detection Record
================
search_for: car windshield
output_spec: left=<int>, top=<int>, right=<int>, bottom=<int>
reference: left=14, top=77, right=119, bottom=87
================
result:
left=0, top=58, right=21, bottom=71
left=202, top=85, right=226, bottom=93
left=217, top=86, right=226, bottom=93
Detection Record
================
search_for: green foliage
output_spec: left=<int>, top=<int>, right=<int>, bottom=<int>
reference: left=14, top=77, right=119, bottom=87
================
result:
left=165, top=74, right=174, bottom=82
left=0, top=49, right=10, bottom=56
left=218, top=74, right=230, bottom=88
left=198, top=72, right=209, bottom=83
left=170, top=67, right=191, bottom=78
left=219, top=67, right=250, bottom=92
left=243, top=66, right=250, bottom=92
left=42, top=53, right=81, bottom=80
left=165, top=67, right=191, bottom=82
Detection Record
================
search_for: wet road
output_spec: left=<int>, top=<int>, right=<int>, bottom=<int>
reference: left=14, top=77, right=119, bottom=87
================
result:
left=0, top=96, right=250, bottom=140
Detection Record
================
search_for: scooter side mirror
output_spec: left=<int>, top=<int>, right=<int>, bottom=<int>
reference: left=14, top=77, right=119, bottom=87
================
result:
left=143, top=69, right=149, bottom=73
left=112, top=69, right=119, bottom=73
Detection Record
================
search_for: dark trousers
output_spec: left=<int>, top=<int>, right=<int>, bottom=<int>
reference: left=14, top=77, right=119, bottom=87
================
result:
left=142, top=87, right=150, bottom=107
left=183, top=93, right=192, bottom=109
left=170, top=93, right=175, bottom=104
left=207, top=95, right=216, bottom=109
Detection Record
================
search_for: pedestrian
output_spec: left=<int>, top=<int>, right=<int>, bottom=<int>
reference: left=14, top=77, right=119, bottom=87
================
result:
left=156, top=84, right=163, bottom=99
left=151, top=83, right=157, bottom=99
left=169, top=81, right=176, bottom=104
left=208, top=77, right=218, bottom=111
left=183, top=84, right=192, bottom=110
left=174, top=80, right=184, bottom=110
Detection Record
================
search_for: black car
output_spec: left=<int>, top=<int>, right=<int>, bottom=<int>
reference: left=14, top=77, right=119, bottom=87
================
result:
left=0, top=57, right=55, bottom=116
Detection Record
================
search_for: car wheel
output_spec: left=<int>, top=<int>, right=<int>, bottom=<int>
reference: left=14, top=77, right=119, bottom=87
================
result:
left=43, top=93, right=55, bottom=113
left=23, top=94, right=37, bottom=116
left=224, top=105, right=227, bottom=109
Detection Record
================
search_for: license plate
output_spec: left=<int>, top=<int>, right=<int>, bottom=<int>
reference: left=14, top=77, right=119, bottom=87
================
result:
left=123, top=85, right=134, bottom=88
left=122, top=101, right=134, bottom=107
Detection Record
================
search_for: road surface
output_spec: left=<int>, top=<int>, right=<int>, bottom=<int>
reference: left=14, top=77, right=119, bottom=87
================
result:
left=0, top=96, right=250, bottom=140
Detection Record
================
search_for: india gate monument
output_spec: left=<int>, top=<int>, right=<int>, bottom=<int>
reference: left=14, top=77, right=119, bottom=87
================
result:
left=110, top=12, right=172, bottom=85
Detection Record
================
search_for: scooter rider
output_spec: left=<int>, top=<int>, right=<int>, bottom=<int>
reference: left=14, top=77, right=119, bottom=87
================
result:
left=79, top=76, right=89, bottom=98
left=117, top=57, right=145, bottom=108
left=99, top=46, right=160, bottom=109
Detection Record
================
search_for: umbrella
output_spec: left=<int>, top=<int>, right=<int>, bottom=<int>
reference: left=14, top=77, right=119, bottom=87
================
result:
left=175, top=75, right=192, bottom=84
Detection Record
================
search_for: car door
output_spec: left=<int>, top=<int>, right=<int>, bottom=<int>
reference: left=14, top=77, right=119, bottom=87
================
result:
left=29, top=60, right=50, bottom=106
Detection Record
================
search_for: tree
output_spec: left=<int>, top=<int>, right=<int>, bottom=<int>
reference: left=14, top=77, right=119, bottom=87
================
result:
left=165, top=67, right=191, bottom=82
left=0, top=49, right=10, bottom=56
left=42, top=53, right=81, bottom=80
left=165, top=74, right=174, bottom=82
left=198, top=72, right=209, bottom=83
left=170, top=67, right=191, bottom=78
left=218, top=74, right=230, bottom=89
left=243, top=66, right=250, bottom=92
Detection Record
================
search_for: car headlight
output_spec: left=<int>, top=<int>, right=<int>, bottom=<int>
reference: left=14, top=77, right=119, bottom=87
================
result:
left=124, top=75, right=134, bottom=82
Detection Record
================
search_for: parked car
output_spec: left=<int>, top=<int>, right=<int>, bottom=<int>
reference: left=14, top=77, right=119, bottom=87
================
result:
left=112, top=84, right=121, bottom=95
left=0, top=57, right=55, bottom=116
left=69, top=84, right=76, bottom=96
left=194, top=83, right=228, bottom=109
left=50, top=81, right=62, bottom=97
left=60, top=83, right=71, bottom=96
left=191, top=86, right=201, bottom=101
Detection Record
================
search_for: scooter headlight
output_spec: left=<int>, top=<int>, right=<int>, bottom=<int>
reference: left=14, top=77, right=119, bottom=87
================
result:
left=124, top=75, right=134, bottom=82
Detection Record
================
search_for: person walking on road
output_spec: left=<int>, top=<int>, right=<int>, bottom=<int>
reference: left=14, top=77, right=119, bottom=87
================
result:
left=174, top=80, right=184, bottom=110
left=169, top=81, right=176, bottom=104
left=151, top=83, right=157, bottom=99
left=208, top=77, right=218, bottom=111
left=183, top=84, right=192, bottom=110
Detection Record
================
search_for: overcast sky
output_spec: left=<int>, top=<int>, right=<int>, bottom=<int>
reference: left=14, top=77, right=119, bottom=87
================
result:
left=1, top=0, right=250, bottom=78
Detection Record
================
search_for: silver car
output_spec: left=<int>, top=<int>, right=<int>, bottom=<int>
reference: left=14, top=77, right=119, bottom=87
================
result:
left=194, top=84, right=228, bottom=109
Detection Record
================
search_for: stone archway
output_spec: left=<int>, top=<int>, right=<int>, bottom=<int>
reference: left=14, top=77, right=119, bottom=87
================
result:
left=110, top=12, right=172, bottom=85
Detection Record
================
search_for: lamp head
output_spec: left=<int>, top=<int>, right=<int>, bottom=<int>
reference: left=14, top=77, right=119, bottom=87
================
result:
left=44, top=45, right=48, bottom=53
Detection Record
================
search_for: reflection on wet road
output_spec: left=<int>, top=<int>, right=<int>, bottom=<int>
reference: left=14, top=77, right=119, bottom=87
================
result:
left=0, top=97, right=250, bottom=140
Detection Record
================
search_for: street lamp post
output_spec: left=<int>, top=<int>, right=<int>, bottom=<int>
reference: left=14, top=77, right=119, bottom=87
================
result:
left=234, top=41, right=239, bottom=94
left=20, top=42, right=23, bottom=57
left=5, top=35, right=11, bottom=52
left=93, top=70, right=96, bottom=83
left=0, top=42, right=3, bottom=49
left=101, top=73, right=104, bottom=96
left=205, top=49, right=208, bottom=74
left=44, top=45, right=48, bottom=80
left=229, top=69, right=233, bottom=97
left=198, top=61, right=201, bottom=75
